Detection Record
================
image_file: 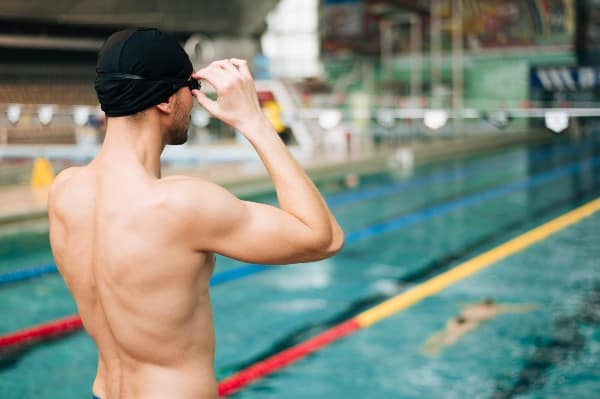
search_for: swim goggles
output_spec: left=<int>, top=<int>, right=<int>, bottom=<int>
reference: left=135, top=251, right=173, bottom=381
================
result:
left=97, top=72, right=200, bottom=91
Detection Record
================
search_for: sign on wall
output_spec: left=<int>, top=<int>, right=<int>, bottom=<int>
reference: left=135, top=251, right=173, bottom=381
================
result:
left=530, top=67, right=600, bottom=91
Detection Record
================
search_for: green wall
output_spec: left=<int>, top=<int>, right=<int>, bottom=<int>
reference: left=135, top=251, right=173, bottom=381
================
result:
left=323, top=50, right=577, bottom=109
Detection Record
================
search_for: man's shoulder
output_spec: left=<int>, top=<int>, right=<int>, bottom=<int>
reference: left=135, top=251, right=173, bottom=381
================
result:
left=159, top=174, right=210, bottom=196
left=157, top=175, right=239, bottom=217
left=48, top=167, right=83, bottom=202
left=159, top=175, right=230, bottom=197
left=47, top=167, right=88, bottom=225
left=52, top=166, right=82, bottom=189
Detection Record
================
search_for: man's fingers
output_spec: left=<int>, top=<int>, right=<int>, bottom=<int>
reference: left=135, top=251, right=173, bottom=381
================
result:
left=212, top=59, right=241, bottom=76
left=229, top=58, right=252, bottom=80
left=193, top=66, right=227, bottom=92
left=192, top=90, right=218, bottom=115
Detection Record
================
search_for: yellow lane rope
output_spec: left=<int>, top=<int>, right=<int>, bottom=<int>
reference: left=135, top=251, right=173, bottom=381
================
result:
left=355, top=196, right=600, bottom=328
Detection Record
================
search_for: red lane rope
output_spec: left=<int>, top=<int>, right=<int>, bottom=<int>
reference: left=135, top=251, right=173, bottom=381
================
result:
left=0, top=314, right=82, bottom=348
left=217, top=319, right=361, bottom=397
left=1, top=314, right=360, bottom=397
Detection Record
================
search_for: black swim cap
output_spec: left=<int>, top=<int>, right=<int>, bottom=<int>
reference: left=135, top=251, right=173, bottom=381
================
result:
left=95, top=28, right=195, bottom=117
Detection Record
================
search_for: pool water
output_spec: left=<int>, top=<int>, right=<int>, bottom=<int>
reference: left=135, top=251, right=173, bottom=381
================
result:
left=1, top=135, right=599, bottom=398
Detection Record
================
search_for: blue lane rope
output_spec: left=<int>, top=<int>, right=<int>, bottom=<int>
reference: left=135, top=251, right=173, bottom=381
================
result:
left=324, top=139, right=598, bottom=207
left=0, top=263, right=57, bottom=285
left=209, top=155, right=600, bottom=286
left=209, top=264, right=267, bottom=286
left=0, top=140, right=597, bottom=288
left=344, top=155, right=600, bottom=243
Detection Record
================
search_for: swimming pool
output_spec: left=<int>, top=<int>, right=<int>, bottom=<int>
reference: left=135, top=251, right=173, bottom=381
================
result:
left=1, top=135, right=599, bottom=398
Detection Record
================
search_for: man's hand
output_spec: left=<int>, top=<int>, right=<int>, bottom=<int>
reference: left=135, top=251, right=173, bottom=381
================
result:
left=191, top=59, right=266, bottom=136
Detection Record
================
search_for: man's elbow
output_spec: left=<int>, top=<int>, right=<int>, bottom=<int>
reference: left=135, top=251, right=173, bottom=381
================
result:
left=311, top=226, right=345, bottom=259
left=327, top=226, right=345, bottom=256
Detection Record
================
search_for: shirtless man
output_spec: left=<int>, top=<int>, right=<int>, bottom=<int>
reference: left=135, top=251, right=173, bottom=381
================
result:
left=47, top=28, right=344, bottom=399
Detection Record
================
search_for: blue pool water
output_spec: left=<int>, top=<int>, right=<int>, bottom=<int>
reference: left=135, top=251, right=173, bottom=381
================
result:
left=1, top=135, right=599, bottom=398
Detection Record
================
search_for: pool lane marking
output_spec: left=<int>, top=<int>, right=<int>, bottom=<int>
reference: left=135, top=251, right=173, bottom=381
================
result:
left=212, top=155, right=600, bottom=286
left=8, top=183, right=598, bottom=358
left=0, top=314, right=81, bottom=348
left=0, top=140, right=595, bottom=287
left=2, top=155, right=600, bottom=341
left=4, top=152, right=598, bottom=289
left=217, top=318, right=361, bottom=396
left=0, top=263, right=57, bottom=285
left=2, top=171, right=599, bottom=385
left=356, top=195, right=600, bottom=327
left=217, top=196, right=600, bottom=396
left=325, top=140, right=596, bottom=207
left=217, top=181, right=600, bottom=376
left=345, top=155, right=600, bottom=243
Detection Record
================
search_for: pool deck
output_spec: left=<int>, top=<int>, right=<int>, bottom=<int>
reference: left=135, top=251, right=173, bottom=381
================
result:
left=0, top=131, right=554, bottom=230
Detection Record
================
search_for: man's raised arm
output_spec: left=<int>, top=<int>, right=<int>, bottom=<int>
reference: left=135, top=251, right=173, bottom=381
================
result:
left=174, top=59, right=343, bottom=264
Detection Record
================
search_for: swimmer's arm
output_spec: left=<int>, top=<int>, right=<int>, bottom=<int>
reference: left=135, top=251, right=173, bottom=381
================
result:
left=501, top=303, right=538, bottom=313
left=173, top=178, right=343, bottom=264
left=421, top=321, right=479, bottom=356
left=421, top=332, right=446, bottom=356
left=459, top=303, right=538, bottom=317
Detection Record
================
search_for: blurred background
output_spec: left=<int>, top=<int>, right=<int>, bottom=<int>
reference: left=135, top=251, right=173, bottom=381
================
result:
left=1, top=1, right=599, bottom=398
left=0, top=0, right=598, bottom=180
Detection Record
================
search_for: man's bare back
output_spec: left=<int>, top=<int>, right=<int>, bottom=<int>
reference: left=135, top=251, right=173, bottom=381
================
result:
left=49, top=163, right=218, bottom=398
left=48, top=29, right=343, bottom=399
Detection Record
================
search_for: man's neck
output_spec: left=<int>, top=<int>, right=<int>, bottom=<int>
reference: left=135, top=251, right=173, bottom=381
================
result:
left=99, top=116, right=165, bottom=178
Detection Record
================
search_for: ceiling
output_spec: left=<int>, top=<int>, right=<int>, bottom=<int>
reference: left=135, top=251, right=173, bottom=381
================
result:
left=0, top=0, right=280, bottom=36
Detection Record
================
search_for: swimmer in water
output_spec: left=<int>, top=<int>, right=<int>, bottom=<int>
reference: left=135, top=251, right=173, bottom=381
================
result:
left=48, top=28, right=344, bottom=399
left=459, top=298, right=537, bottom=323
left=422, top=299, right=536, bottom=356
left=422, top=316, right=479, bottom=356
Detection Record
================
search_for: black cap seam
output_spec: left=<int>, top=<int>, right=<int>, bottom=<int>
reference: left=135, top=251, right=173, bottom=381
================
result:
left=117, top=28, right=143, bottom=73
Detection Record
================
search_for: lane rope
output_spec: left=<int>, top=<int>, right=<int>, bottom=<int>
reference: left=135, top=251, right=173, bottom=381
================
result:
left=218, top=155, right=600, bottom=285
left=0, top=314, right=81, bottom=348
left=1, top=140, right=596, bottom=287
left=2, top=155, right=599, bottom=350
left=0, top=263, right=57, bottom=285
left=217, top=196, right=600, bottom=396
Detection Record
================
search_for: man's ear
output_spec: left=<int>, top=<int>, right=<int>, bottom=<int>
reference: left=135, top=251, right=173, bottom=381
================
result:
left=156, top=93, right=176, bottom=114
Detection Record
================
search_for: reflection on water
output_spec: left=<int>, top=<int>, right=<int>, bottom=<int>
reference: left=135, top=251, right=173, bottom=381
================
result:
left=492, top=285, right=599, bottom=398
